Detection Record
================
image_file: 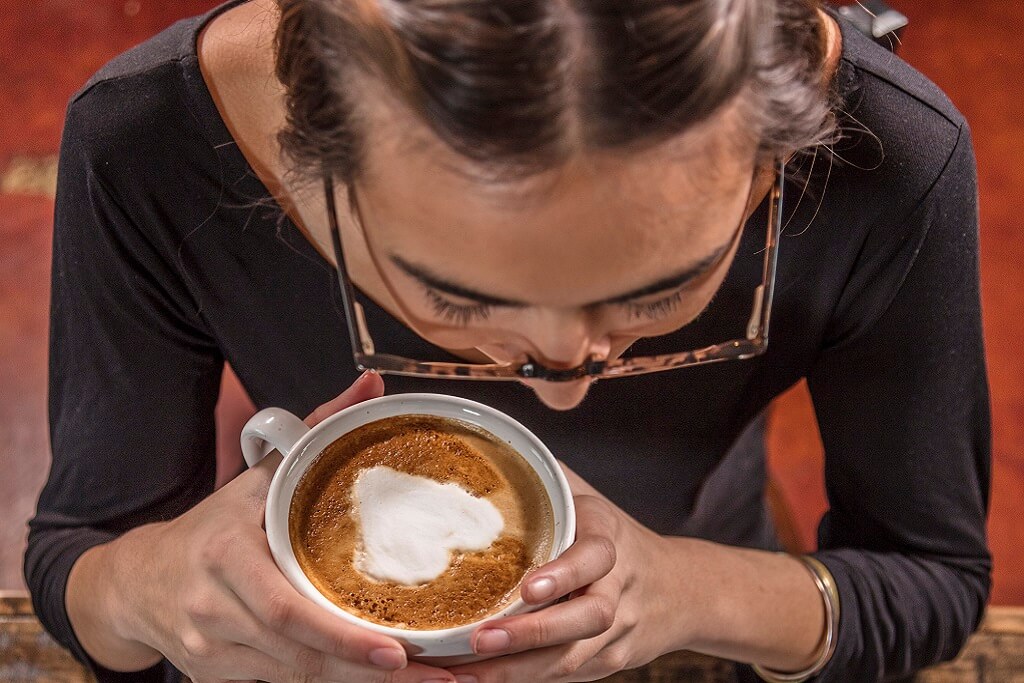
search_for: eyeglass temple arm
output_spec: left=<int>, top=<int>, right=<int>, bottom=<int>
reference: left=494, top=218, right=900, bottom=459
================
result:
left=747, top=161, right=784, bottom=342
left=324, top=175, right=374, bottom=359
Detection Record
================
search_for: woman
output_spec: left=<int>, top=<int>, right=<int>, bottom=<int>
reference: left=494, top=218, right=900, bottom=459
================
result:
left=27, top=0, right=990, bottom=681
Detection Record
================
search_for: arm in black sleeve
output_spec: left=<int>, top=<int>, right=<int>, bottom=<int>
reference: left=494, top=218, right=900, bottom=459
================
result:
left=24, top=91, right=224, bottom=682
left=806, top=124, right=991, bottom=681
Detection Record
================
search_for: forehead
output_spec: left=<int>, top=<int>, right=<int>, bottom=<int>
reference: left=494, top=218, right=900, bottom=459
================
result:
left=352, top=101, right=757, bottom=306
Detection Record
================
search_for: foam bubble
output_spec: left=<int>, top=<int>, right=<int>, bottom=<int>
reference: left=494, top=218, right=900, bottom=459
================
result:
left=353, top=466, right=504, bottom=585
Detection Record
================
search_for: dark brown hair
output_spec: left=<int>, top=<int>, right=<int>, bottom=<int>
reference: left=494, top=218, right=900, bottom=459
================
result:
left=274, top=0, right=836, bottom=184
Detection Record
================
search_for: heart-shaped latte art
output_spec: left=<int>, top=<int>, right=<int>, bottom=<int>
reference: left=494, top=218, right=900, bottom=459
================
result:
left=352, top=466, right=504, bottom=585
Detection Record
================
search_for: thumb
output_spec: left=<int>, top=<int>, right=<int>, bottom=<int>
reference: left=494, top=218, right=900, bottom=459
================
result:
left=305, top=369, right=385, bottom=427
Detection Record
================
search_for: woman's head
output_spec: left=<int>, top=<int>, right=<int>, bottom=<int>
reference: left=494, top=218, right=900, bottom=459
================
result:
left=272, top=0, right=837, bottom=409
left=275, top=0, right=833, bottom=183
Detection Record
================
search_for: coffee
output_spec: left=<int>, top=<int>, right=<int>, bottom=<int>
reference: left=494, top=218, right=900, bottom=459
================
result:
left=289, top=414, right=554, bottom=630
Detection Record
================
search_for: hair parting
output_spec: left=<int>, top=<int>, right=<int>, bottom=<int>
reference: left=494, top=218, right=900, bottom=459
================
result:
left=274, top=0, right=842, bottom=186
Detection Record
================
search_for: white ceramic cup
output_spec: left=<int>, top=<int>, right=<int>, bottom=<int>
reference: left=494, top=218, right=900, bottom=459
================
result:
left=240, top=393, right=576, bottom=661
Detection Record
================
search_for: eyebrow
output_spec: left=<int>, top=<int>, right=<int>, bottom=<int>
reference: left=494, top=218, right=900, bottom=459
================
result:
left=390, top=243, right=731, bottom=309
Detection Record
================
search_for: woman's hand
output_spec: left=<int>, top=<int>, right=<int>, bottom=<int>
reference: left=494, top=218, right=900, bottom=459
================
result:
left=73, top=371, right=457, bottom=683
left=448, top=464, right=688, bottom=683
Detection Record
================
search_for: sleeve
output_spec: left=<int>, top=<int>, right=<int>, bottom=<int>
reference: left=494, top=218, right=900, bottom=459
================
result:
left=806, top=123, right=991, bottom=681
left=23, top=93, right=224, bottom=682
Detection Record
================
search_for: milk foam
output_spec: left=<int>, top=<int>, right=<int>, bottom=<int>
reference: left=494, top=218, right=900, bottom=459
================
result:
left=353, top=466, right=504, bottom=585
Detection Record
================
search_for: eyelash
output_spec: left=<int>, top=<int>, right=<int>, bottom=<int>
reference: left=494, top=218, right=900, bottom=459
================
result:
left=423, top=286, right=685, bottom=326
left=423, top=287, right=493, bottom=326
left=621, top=291, right=684, bottom=321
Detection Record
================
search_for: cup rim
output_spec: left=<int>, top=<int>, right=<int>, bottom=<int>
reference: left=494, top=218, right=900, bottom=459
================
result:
left=265, top=393, right=576, bottom=644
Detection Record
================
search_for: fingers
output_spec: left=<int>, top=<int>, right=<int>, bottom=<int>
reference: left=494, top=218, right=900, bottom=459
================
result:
left=470, top=588, right=617, bottom=657
left=464, top=496, right=621, bottom=658
left=306, top=369, right=385, bottom=427
left=521, top=496, right=618, bottom=605
left=452, top=639, right=612, bottom=683
left=188, top=548, right=456, bottom=682
left=237, top=645, right=457, bottom=683
left=209, top=645, right=453, bottom=683
left=193, top=585, right=401, bottom=682
left=216, top=533, right=408, bottom=672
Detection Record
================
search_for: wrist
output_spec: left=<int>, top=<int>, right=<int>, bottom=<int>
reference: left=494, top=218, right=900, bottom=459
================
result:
left=107, top=522, right=169, bottom=653
left=653, top=535, right=710, bottom=653
left=752, top=555, right=839, bottom=682
left=67, top=524, right=166, bottom=670
left=659, top=538, right=827, bottom=671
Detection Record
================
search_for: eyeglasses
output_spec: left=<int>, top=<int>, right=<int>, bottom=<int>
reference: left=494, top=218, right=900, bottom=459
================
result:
left=324, top=161, right=783, bottom=383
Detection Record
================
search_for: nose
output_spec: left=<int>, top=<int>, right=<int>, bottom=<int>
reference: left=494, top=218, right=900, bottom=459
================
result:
left=473, top=309, right=610, bottom=410
left=510, top=308, right=612, bottom=370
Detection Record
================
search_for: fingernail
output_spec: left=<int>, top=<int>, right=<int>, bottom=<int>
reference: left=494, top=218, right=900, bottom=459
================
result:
left=368, top=647, right=406, bottom=670
left=357, top=369, right=375, bottom=382
left=528, top=577, right=556, bottom=601
left=456, top=676, right=478, bottom=683
left=475, top=628, right=511, bottom=654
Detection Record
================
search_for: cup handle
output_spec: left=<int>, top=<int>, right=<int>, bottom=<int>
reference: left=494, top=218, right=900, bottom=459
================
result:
left=240, top=408, right=311, bottom=468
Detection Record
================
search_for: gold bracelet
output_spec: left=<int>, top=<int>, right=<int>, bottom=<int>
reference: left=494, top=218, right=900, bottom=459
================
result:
left=752, top=555, right=840, bottom=683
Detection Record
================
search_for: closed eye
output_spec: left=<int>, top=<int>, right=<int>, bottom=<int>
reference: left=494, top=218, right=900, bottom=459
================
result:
left=421, top=285, right=494, bottom=326
left=618, top=290, right=684, bottom=321
left=392, top=244, right=729, bottom=312
left=421, top=283, right=691, bottom=327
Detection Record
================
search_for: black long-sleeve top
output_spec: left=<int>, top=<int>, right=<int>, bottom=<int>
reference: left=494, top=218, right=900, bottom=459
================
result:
left=26, top=2, right=991, bottom=681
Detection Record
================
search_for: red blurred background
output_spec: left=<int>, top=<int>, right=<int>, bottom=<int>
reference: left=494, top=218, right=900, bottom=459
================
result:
left=1, top=0, right=1020, bottom=605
